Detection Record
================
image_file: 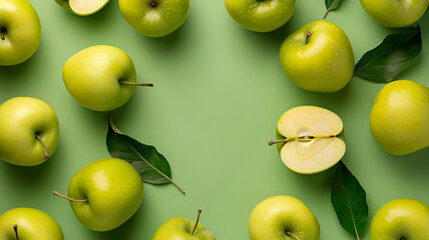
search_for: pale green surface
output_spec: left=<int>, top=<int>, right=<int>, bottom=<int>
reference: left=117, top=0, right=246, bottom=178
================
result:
left=0, top=0, right=428, bottom=239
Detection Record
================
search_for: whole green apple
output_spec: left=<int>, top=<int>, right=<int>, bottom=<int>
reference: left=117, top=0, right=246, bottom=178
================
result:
left=360, top=0, right=429, bottom=28
left=370, top=80, right=429, bottom=155
left=269, top=106, right=345, bottom=174
left=279, top=20, right=354, bottom=93
left=119, top=0, right=190, bottom=38
left=224, top=0, right=295, bottom=32
left=0, top=97, right=59, bottom=166
left=54, top=158, right=143, bottom=232
left=55, top=0, right=110, bottom=16
left=0, top=208, right=64, bottom=240
left=370, top=198, right=429, bottom=239
left=62, top=45, right=152, bottom=112
left=152, top=210, right=216, bottom=240
left=0, top=0, right=41, bottom=66
left=248, top=195, right=320, bottom=240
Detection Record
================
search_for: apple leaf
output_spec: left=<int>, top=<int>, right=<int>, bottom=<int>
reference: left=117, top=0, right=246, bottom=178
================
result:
left=354, top=26, right=422, bottom=83
left=331, top=161, right=368, bottom=240
left=106, top=118, right=185, bottom=194
left=324, top=0, right=342, bottom=19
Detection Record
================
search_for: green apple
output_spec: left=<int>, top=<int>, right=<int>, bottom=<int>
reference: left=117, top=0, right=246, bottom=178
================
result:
left=224, top=0, right=295, bottom=32
left=119, top=0, right=190, bottom=38
left=0, top=208, right=64, bottom=240
left=152, top=210, right=216, bottom=240
left=370, top=198, right=429, bottom=239
left=55, top=0, right=110, bottom=16
left=0, top=97, right=59, bottom=166
left=248, top=195, right=320, bottom=240
left=279, top=20, right=354, bottom=93
left=54, top=158, right=143, bottom=232
left=360, top=0, right=429, bottom=28
left=0, top=0, right=41, bottom=66
left=62, top=45, right=153, bottom=112
left=370, top=80, right=429, bottom=155
left=269, top=106, right=345, bottom=174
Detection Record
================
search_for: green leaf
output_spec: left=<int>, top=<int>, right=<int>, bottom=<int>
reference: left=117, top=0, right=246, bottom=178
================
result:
left=354, top=26, right=422, bottom=83
left=106, top=118, right=185, bottom=194
left=331, top=161, right=368, bottom=239
left=324, top=0, right=341, bottom=19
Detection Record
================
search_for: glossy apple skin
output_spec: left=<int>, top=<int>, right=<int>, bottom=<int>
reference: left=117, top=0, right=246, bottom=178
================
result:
left=119, top=0, right=190, bottom=38
left=279, top=20, right=354, bottom=93
left=370, top=199, right=429, bottom=240
left=0, top=97, right=59, bottom=166
left=360, top=0, right=429, bottom=28
left=62, top=45, right=137, bottom=111
left=248, top=195, right=320, bottom=240
left=0, top=0, right=41, bottom=66
left=224, top=0, right=295, bottom=32
left=68, top=158, right=143, bottom=232
left=370, top=80, right=429, bottom=155
left=152, top=217, right=216, bottom=240
left=0, top=208, right=64, bottom=240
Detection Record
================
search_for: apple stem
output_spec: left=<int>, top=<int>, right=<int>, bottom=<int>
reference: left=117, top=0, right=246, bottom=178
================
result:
left=286, top=231, right=299, bottom=240
left=53, top=190, right=88, bottom=203
left=191, top=209, right=202, bottom=235
left=1, top=28, right=5, bottom=40
left=35, top=134, right=50, bottom=160
left=305, top=31, right=312, bottom=45
left=119, top=81, right=154, bottom=87
left=13, top=224, right=18, bottom=240
left=323, top=9, right=330, bottom=19
left=148, top=0, right=156, bottom=7
left=268, top=139, right=290, bottom=146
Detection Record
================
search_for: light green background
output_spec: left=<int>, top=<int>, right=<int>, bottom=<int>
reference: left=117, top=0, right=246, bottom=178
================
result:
left=1, top=0, right=428, bottom=239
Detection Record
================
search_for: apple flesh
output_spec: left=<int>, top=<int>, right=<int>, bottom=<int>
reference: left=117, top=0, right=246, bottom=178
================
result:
left=0, top=208, right=64, bottom=240
left=0, top=97, right=59, bottom=166
left=0, top=0, right=41, bottom=66
left=279, top=20, right=354, bottom=93
left=248, top=195, right=320, bottom=240
left=269, top=106, right=345, bottom=174
left=63, top=45, right=152, bottom=112
left=152, top=210, right=216, bottom=240
left=55, top=0, right=110, bottom=16
left=224, top=0, right=296, bottom=32
left=370, top=198, right=429, bottom=239
left=54, top=158, right=143, bottom=232
left=119, top=0, right=190, bottom=38
left=360, top=0, right=429, bottom=28
left=370, top=80, right=429, bottom=155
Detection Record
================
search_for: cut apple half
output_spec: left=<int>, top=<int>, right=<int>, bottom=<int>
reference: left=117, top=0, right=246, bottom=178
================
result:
left=269, top=106, right=345, bottom=174
left=55, top=0, right=110, bottom=16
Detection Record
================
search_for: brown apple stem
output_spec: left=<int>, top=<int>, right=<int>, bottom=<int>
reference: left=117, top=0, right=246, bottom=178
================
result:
left=148, top=0, right=156, bottom=7
left=305, top=31, right=312, bottom=45
left=119, top=81, right=154, bottom=87
left=35, top=134, right=49, bottom=159
left=1, top=28, right=5, bottom=40
left=286, top=231, right=299, bottom=240
left=13, top=224, right=19, bottom=240
left=191, top=210, right=202, bottom=235
left=268, top=139, right=290, bottom=146
left=53, top=190, right=88, bottom=203
left=323, top=9, right=330, bottom=19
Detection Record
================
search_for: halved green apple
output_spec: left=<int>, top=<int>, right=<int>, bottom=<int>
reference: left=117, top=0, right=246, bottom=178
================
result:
left=55, top=0, right=110, bottom=16
left=269, top=106, right=345, bottom=174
